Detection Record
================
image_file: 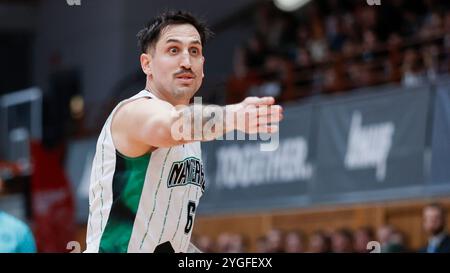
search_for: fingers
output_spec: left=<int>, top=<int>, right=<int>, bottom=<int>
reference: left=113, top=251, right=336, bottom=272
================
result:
left=258, top=105, right=283, bottom=120
left=239, top=105, right=282, bottom=134
left=242, top=106, right=283, bottom=125
left=235, top=98, right=283, bottom=134
left=257, top=124, right=279, bottom=134
left=243, top=96, right=275, bottom=106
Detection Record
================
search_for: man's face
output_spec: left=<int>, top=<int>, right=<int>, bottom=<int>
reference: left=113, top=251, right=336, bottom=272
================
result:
left=147, top=24, right=204, bottom=104
left=423, top=207, right=445, bottom=236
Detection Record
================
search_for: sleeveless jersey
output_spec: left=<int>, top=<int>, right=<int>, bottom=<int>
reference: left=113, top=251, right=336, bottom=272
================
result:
left=85, top=90, right=205, bottom=253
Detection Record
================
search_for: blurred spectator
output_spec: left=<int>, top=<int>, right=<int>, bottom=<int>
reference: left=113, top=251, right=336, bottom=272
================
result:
left=331, top=228, right=354, bottom=253
left=385, top=33, right=403, bottom=82
left=389, top=230, right=408, bottom=252
left=216, top=232, right=232, bottom=253
left=295, top=25, right=310, bottom=49
left=361, top=30, right=378, bottom=62
left=308, top=230, right=332, bottom=253
left=419, top=12, right=443, bottom=40
left=325, top=14, right=343, bottom=52
left=377, top=224, right=394, bottom=252
left=354, top=226, right=376, bottom=253
left=256, top=236, right=269, bottom=253
left=347, top=62, right=373, bottom=89
left=377, top=224, right=406, bottom=253
left=0, top=178, right=37, bottom=253
left=265, top=229, right=284, bottom=253
left=0, top=211, right=36, bottom=253
left=419, top=203, right=450, bottom=253
left=422, top=44, right=439, bottom=82
left=402, top=49, right=425, bottom=87
left=294, top=47, right=312, bottom=67
left=195, top=235, right=215, bottom=253
left=212, top=233, right=247, bottom=253
left=227, top=234, right=246, bottom=253
left=308, top=23, right=328, bottom=63
left=341, top=39, right=358, bottom=59
left=322, top=66, right=339, bottom=93
left=283, top=230, right=305, bottom=253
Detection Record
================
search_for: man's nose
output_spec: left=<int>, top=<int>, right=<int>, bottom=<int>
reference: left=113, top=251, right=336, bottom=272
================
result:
left=180, top=51, right=192, bottom=69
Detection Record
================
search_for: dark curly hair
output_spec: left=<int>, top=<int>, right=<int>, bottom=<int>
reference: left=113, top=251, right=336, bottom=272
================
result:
left=137, top=10, right=213, bottom=54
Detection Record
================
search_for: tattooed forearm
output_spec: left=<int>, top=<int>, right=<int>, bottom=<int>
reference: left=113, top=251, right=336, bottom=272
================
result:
left=177, top=103, right=234, bottom=141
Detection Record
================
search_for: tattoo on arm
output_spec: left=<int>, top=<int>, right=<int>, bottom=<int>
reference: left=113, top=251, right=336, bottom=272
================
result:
left=178, top=103, right=233, bottom=141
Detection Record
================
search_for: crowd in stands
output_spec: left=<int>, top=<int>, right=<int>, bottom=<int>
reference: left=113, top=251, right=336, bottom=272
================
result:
left=193, top=225, right=404, bottom=253
left=227, top=0, right=450, bottom=104
left=192, top=203, right=450, bottom=253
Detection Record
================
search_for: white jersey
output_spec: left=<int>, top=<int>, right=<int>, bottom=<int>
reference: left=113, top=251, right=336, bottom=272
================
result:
left=85, top=90, right=205, bottom=253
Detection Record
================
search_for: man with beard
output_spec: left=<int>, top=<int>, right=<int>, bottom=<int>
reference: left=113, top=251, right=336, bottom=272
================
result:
left=419, top=203, right=450, bottom=253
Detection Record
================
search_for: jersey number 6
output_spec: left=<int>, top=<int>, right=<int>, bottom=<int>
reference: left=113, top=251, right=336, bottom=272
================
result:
left=184, top=201, right=196, bottom=234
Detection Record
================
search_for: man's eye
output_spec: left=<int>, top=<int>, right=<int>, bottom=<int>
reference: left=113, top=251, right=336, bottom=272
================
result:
left=190, top=48, right=199, bottom=55
left=169, top=48, right=178, bottom=54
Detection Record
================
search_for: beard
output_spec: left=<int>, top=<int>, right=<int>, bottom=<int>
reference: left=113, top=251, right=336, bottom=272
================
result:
left=431, top=225, right=445, bottom=236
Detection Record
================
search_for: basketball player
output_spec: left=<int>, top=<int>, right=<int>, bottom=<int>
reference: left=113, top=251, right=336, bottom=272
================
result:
left=85, top=10, right=283, bottom=253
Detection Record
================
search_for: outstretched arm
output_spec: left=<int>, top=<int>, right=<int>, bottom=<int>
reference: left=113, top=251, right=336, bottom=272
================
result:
left=123, top=96, right=283, bottom=148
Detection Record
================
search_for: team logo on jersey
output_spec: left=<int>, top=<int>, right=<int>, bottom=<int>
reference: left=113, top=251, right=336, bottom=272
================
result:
left=167, top=157, right=205, bottom=192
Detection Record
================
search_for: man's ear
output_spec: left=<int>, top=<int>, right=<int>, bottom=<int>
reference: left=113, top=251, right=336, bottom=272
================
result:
left=140, top=53, right=152, bottom=75
left=201, top=56, right=205, bottom=78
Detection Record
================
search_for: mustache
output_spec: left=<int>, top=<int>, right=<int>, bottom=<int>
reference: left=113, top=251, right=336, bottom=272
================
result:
left=174, top=69, right=196, bottom=78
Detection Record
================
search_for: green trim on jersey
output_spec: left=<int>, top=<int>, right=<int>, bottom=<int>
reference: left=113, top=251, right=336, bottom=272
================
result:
left=99, top=151, right=151, bottom=252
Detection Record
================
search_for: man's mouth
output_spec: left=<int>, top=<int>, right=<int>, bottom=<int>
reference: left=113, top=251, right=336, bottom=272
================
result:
left=175, top=73, right=195, bottom=79
left=175, top=73, right=195, bottom=84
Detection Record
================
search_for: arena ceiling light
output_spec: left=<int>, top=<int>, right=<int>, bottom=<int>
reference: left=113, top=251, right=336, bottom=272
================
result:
left=273, top=0, right=312, bottom=12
